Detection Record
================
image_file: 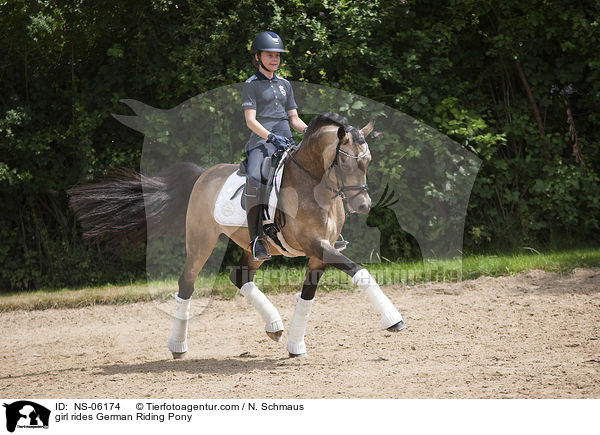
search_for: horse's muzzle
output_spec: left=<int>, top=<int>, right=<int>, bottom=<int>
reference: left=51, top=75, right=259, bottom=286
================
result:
left=350, top=193, right=371, bottom=214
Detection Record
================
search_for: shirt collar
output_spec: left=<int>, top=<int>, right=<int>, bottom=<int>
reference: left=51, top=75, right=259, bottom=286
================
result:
left=255, top=69, right=278, bottom=81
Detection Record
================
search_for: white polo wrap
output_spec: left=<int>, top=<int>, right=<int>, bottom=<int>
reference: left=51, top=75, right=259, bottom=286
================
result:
left=352, top=268, right=403, bottom=329
left=286, top=293, right=314, bottom=355
left=173, top=292, right=191, bottom=320
left=167, top=293, right=191, bottom=354
left=240, top=282, right=284, bottom=333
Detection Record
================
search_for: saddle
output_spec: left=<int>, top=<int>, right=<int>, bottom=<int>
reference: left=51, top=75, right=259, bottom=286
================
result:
left=235, top=149, right=284, bottom=212
left=214, top=147, right=347, bottom=254
left=213, top=148, right=303, bottom=257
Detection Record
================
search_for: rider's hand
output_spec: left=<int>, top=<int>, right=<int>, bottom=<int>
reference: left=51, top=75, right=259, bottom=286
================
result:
left=267, top=133, right=290, bottom=149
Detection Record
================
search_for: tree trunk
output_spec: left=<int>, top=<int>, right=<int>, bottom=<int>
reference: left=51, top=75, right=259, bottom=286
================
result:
left=514, top=60, right=548, bottom=155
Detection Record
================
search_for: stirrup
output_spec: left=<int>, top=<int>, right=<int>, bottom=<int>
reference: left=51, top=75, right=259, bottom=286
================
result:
left=334, top=234, right=349, bottom=251
left=251, top=237, right=271, bottom=261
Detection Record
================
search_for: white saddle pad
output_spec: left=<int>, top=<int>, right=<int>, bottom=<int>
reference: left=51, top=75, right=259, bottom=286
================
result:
left=213, top=152, right=287, bottom=227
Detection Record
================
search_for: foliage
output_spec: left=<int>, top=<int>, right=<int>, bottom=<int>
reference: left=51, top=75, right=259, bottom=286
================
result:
left=1, top=0, right=599, bottom=291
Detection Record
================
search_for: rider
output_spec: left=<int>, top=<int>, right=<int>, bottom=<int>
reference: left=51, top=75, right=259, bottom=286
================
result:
left=242, top=31, right=307, bottom=261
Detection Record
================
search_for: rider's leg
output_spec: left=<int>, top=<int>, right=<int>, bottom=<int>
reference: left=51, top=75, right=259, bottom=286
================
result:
left=246, top=144, right=272, bottom=260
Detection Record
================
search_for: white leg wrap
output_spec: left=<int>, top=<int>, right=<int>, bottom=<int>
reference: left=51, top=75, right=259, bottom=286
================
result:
left=286, top=294, right=314, bottom=355
left=240, top=282, right=284, bottom=333
left=353, top=268, right=403, bottom=329
left=167, top=293, right=191, bottom=354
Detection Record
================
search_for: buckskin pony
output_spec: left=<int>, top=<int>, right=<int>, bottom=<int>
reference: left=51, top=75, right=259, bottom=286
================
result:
left=69, top=112, right=405, bottom=359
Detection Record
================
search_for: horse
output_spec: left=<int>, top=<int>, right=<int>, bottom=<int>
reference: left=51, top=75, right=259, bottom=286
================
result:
left=69, top=112, right=405, bottom=359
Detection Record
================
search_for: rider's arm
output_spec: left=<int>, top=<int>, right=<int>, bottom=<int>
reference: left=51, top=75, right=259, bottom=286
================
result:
left=287, top=109, right=308, bottom=134
left=244, top=109, right=270, bottom=140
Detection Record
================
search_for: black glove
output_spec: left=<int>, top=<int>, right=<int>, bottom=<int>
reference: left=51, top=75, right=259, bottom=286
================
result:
left=267, top=133, right=290, bottom=150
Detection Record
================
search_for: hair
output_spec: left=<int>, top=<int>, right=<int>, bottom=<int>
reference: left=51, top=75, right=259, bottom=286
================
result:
left=304, top=112, right=348, bottom=138
left=251, top=52, right=260, bottom=68
left=68, top=162, right=205, bottom=245
left=306, top=112, right=368, bottom=147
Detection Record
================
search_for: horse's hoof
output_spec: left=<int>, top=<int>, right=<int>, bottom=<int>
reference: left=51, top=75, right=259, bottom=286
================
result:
left=266, top=330, right=283, bottom=342
left=288, top=352, right=307, bottom=358
left=387, top=320, right=406, bottom=332
left=172, top=352, right=187, bottom=359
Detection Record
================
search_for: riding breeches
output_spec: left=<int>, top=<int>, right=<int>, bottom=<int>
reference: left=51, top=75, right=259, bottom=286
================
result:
left=245, top=141, right=278, bottom=187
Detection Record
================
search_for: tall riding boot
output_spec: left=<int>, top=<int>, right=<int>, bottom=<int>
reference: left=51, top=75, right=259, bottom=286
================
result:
left=246, top=180, right=271, bottom=261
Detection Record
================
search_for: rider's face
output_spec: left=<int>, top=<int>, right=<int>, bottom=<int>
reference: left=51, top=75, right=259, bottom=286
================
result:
left=257, top=51, right=281, bottom=71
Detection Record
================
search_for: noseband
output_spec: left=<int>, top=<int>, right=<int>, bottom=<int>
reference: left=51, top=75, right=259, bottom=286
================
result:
left=289, top=126, right=369, bottom=206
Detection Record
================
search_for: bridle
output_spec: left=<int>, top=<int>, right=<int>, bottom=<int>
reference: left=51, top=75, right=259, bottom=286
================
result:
left=288, top=126, right=370, bottom=208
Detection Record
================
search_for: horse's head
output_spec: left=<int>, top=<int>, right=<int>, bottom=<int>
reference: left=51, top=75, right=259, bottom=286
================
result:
left=298, top=113, right=375, bottom=214
left=331, top=120, right=374, bottom=214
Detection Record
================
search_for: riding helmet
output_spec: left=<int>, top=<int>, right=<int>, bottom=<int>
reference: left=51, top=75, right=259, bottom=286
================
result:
left=250, top=31, right=287, bottom=53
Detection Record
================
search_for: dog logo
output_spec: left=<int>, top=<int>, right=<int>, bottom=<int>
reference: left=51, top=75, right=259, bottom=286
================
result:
left=3, top=401, right=50, bottom=433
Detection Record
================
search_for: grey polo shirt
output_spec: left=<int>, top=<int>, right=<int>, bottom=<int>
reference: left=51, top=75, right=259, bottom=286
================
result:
left=242, top=70, right=298, bottom=147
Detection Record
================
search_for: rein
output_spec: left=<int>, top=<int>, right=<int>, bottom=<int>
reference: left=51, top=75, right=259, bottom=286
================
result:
left=288, top=128, right=369, bottom=207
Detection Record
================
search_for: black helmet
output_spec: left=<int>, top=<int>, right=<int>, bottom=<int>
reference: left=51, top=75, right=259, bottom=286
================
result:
left=250, top=31, right=287, bottom=53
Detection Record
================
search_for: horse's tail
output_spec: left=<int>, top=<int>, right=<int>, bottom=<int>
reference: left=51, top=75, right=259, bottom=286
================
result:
left=68, top=162, right=205, bottom=244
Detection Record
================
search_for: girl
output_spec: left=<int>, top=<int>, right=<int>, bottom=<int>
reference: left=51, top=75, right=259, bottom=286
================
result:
left=242, top=31, right=307, bottom=260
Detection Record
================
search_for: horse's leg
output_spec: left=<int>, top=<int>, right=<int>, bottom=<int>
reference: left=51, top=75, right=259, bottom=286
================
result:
left=311, top=242, right=405, bottom=332
left=287, top=257, right=324, bottom=357
left=230, top=249, right=284, bottom=342
left=167, top=229, right=220, bottom=359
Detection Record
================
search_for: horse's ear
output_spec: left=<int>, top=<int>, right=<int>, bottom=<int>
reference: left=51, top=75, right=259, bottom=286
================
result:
left=360, top=120, right=375, bottom=138
left=337, top=126, right=346, bottom=142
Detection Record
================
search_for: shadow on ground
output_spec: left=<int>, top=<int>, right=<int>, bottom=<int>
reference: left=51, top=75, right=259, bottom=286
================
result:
left=97, top=356, right=282, bottom=376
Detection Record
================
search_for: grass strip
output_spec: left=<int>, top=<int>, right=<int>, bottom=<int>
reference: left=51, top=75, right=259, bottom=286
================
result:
left=1, top=247, right=598, bottom=312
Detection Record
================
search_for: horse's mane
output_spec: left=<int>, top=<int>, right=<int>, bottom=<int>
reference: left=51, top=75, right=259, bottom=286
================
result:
left=303, top=112, right=365, bottom=146
left=304, top=112, right=348, bottom=140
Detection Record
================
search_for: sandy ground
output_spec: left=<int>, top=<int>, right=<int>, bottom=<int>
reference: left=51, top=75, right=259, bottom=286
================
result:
left=1, top=268, right=599, bottom=399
